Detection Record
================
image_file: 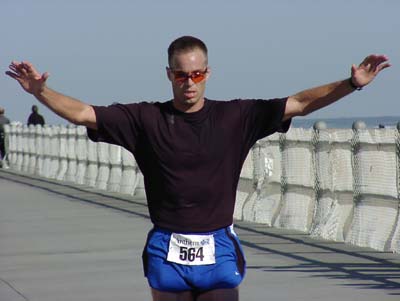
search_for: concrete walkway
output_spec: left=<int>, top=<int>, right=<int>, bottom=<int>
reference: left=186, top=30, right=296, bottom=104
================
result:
left=1, top=170, right=399, bottom=301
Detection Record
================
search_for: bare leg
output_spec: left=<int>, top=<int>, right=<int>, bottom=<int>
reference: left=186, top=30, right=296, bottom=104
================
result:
left=151, top=288, right=194, bottom=301
left=196, top=288, right=239, bottom=301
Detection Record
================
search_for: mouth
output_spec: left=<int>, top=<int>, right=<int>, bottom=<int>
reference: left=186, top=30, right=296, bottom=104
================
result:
left=183, top=91, right=196, bottom=99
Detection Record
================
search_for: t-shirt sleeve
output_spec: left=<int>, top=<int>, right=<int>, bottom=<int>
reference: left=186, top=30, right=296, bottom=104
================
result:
left=87, top=103, right=142, bottom=153
left=239, top=97, right=291, bottom=147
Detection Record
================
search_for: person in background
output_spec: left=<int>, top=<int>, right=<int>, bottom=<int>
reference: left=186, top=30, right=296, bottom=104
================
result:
left=5, top=36, right=390, bottom=301
left=27, top=104, right=45, bottom=126
left=0, top=107, right=11, bottom=166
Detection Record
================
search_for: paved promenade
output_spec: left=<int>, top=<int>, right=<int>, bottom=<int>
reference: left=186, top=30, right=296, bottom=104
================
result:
left=1, top=170, right=399, bottom=301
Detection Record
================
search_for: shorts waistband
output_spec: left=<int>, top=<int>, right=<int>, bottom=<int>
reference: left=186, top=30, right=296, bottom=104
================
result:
left=153, top=225, right=234, bottom=237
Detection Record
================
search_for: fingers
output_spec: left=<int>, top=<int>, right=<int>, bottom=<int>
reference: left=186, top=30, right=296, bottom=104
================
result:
left=21, top=61, right=36, bottom=75
left=41, top=72, right=50, bottom=82
left=8, top=60, right=43, bottom=80
left=5, top=62, right=23, bottom=80
left=10, top=61, right=25, bottom=71
left=359, top=54, right=390, bottom=75
left=362, top=54, right=389, bottom=68
left=9, top=60, right=30, bottom=71
left=9, top=61, right=27, bottom=76
left=351, top=64, right=358, bottom=75
left=5, top=70, right=20, bottom=80
left=20, top=61, right=35, bottom=77
left=377, top=62, right=391, bottom=72
left=5, top=70, right=26, bottom=86
left=371, top=55, right=389, bottom=70
left=8, top=65, right=19, bottom=74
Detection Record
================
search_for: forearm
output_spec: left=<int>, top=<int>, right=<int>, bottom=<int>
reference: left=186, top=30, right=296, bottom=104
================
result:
left=287, top=78, right=356, bottom=118
left=34, top=86, right=96, bottom=128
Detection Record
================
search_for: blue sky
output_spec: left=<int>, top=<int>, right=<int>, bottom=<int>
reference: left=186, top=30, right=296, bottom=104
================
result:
left=1, top=0, right=399, bottom=125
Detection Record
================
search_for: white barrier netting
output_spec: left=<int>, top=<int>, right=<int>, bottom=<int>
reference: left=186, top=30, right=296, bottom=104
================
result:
left=346, top=128, right=399, bottom=251
left=3, top=124, right=144, bottom=197
left=2, top=122, right=400, bottom=252
left=237, top=124, right=400, bottom=252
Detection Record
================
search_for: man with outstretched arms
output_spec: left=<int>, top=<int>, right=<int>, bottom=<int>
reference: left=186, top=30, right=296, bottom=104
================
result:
left=6, top=36, right=390, bottom=301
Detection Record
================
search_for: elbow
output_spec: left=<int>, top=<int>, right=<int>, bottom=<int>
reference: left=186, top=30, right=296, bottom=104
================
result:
left=287, top=96, right=309, bottom=118
left=66, top=112, right=85, bottom=126
left=68, top=106, right=96, bottom=128
left=298, top=104, right=313, bottom=117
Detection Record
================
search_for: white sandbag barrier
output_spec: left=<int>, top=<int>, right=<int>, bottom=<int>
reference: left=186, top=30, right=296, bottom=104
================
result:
left=2, top=124, right=144, bottom=198
left=2, top=122, right=400, bottom=252
left=75, top=125, right=88, bottom=185
left=236, top=121, right=400, bottom=253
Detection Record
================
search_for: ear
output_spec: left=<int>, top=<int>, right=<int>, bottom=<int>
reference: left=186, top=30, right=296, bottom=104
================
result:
left=205, top=66, right=211, bottom=81
left=166, top=67, right=173, bottom=82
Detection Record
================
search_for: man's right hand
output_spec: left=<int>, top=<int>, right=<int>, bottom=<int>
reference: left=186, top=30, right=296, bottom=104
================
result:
left=6, top=61, right=97, bottom=129
left=6, top=61, right=49, bottom=96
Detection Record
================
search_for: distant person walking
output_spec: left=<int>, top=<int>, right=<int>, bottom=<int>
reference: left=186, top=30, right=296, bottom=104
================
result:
left=0, top=107, right=11, bottom=165
left=27, top=105, right=45, bottom=126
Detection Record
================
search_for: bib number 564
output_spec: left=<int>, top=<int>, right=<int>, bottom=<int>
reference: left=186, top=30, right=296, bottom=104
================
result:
left=179, top=247, right=204, bottom=262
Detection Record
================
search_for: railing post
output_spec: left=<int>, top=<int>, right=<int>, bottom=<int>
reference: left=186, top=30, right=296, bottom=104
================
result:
left=310, top=121, right=328, bottom=235
left=120, top=148, right=138, bottom=195
left=108, top=144, right=122, bottom=192
left=15, top=125, right=24, bottom=171
left=134, top=172, right=146, bottom=197
left=41, top=125, right=52, bottom=177
left=20, top=125, right=29, bottom=172
left=75, top=126, right=88, bottom=185
left=252, top=141, right=264, bottom=191
left=56, top=125, right=68, bottom=181
left=85, top=138, right=98, bottom=187
left=391, top=122, right=400, bottom=252
left=65, top=125, right=78, bottom=182
left=351, top=120, right=366, bottom=206
left=279, top=132, right=287, bottom=207
left=28, top=125, right=36, bottom=174
left=96, top=142, right=110, bottom=190
left=8, top=123, right=18, bottom=169
left=397, top=122, right=400, bottom=208
left=312, top=121, right=327, bottom=205
left=47, top=125, right=61, bottom=179
left=34, top=125, right=44, bottom=176
left=2, top=124, right=11, bottom=168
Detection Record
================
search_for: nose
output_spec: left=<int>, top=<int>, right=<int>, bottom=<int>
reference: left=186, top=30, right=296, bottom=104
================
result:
left=184, top=76, right=195, bottom=86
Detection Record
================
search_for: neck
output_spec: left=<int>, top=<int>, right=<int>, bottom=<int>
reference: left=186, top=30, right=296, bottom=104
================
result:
left=172, top=98, right=205, bottom=113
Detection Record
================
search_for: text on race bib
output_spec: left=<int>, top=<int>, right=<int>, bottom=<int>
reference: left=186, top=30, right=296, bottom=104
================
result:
left=167, top=233, right=215, bottom=265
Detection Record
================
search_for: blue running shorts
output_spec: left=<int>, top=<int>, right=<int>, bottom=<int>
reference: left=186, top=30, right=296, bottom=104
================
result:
left=142, top=225, right=246, bottom=292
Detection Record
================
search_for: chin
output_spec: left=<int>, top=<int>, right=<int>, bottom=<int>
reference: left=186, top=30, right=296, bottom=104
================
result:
left=182, top=97, right=198, bottom=104
left=185, top=98, right=198, bottom=103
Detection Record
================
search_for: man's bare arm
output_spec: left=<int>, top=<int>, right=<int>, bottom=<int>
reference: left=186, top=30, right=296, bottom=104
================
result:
left=6, top=61, right=97, bottom=129
left=34, top=86, right=97, bottom=129
left=284, top=54, right=391, bottom=121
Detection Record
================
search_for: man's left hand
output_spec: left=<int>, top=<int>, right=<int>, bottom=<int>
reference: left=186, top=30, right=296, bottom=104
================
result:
left=351, top=54, right=391, bottom=88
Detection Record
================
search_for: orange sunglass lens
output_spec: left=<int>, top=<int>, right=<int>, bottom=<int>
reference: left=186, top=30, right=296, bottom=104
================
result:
left=172, top=71, right=206, bottom=84
left=173, top=72, right=186, bottom=82
left=191, top=73, right=205, bottom=83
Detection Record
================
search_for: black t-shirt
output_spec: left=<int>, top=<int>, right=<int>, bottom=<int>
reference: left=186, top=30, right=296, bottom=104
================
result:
left=88, top=98, right=290, bottom=232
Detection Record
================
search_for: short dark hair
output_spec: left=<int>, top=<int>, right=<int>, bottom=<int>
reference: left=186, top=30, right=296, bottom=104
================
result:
left=168, top=36, right=208, bottom=67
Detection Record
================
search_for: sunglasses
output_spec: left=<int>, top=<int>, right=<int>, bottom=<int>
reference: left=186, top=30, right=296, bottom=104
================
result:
left=169, top=68, right=208, bottom=84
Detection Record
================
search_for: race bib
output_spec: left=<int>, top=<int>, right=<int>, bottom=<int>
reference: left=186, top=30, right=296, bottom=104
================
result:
left=167, top=233, right=215, bottom=265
